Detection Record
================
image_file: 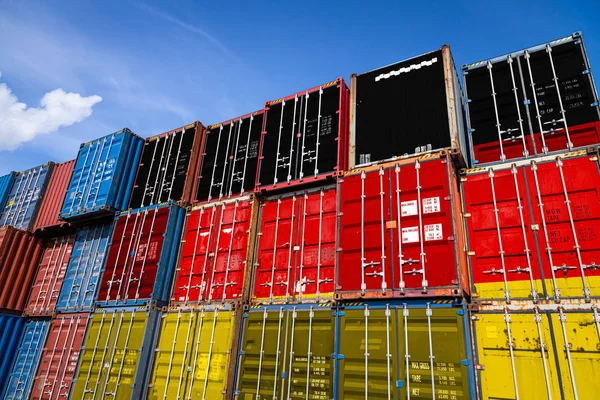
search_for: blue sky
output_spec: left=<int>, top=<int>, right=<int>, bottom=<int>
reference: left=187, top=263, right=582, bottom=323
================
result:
left=0, top=0, right=598, bottom=175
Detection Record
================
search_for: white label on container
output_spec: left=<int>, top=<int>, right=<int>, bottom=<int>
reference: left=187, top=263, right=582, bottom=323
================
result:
left=402, top=226, right=419, bottom=243
left=423, top=197, right=441, bottom=214
left=401, top=200, right=418, bottom=217
left=424, top=224, right=443, bottom=241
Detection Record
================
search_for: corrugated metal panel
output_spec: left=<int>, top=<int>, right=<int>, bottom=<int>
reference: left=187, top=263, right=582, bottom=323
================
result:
left=24, top=234, right=75, bottom=317
left=55, top=223, right=113, bottom=313
left=463, top=151, right=600, bottom=302
left=0, top=162, right=54, bottom=231
left=0, top=226, right=44, bottom=312
left=33, top=159, right=75, bottom=234
left=70, top=307, right=160, bottom=399
left=234, top=304, right=336, bottom=399
left=194, top=111, right=263, bottom=203
left=472, top=306, right=600, bottom=400
left=463, top=33, right=600, bottom=166
left=30, top=313, right=89, bottom=400
left=337, top=151, right=469, bottom=299
left=0, top=313, right=26, bottom=394
left=338, top=300, right=474, bottom=400
left=0, top=172, right=16, bottom=214
left=59, top=128, right=144, bottom=221
left=97, top=202, right=185, bottom=307
left=251, top=186, right=337, bottom=303
left=256, top=78, right=349, bottom=193
left=129, top=122, right=206, bottom=209
left=172, top=196, right=258, bottom=305
left=148, top=307, right=239, bottom=399
left=2, top=320, right=51, bottom=400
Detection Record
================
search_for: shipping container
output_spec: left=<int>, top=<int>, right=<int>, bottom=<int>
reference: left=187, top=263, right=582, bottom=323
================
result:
left=2, top=320, right=50, bottom=400
left=0, top=226, right=44, bottom=312
left=96, top=202, right=185, bottom=307
left=0, top=162, right=54, bottom=231
left=70, top=306, right=160, bottom=399
left=463, top=32, right=600, bottom=166
left=462, top=149, right=600, bottom=302
left=471, top=302, right=600, bottom=400
left=194, top=111, right=263, bottom=203
left=55, top=223, right=113, bottom=313
left=256, top=78, right=349, bottom=193
left=350, top=46, right=467, bottom=167
left=233, top=303, right=337, bottom=399
left=0, top=313, right=26, bottom=394
left=33, top=159, right=75, bottom=234
left=59, top=128, right=144, bottom=222
left=250, top=186, right=337, bottom=303
left=336, top=151, right=469, bottom=300
left=147, top=304, right=240, bottom=399
left=337, top=299, right=475, bottom=400
left=30, top=313, right=89, bottom=400
left=129, top=122, right=206, bottom=209
left=24, top=234, right=75, bottom=317
left=171, top=196, right=259, bottom=305
left=0, top=171, right=16, bottom=214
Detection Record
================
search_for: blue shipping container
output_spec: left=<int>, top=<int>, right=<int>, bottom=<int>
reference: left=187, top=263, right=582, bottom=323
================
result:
left=55, top=223, right=113, bottom=313
left=2, top=320, right=50, bottom=400
left=96, top=202, right=186, bottom=308
left=0, top=172, right=16, bottom=215
left=59, top=128, right=143, bottom=221
left=0, top=163, right=53, bottom=231
left=0, top=313, right=26, bottom=394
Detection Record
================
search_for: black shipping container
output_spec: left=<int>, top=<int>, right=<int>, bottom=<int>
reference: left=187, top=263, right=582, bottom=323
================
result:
left=351, top=46, right=466, bottom=166
left=129, top=122, right=205, bottom=209
left=194, top=110, right=263, bottom=203
left=463, top=32, right=600, bottom=166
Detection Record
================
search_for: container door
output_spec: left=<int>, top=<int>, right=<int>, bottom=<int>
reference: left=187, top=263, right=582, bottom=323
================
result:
left=71, top=309, right=148, bottom=399
left=338, top=305, right=398, bottom=399
left=0, top=164, right=49, bottom=230
left=338, top=168, right=393, bottom=294
left=196, top=126, right=228, bottom=202
left=228, top=114, right=262, bottom=196
left=550, top=309, right=600, bottom=400
left=473, top=310, right=561, bottom=400
left=463, top=166, right=544, bottom=302
left=525, top=156, right=600, bottom=300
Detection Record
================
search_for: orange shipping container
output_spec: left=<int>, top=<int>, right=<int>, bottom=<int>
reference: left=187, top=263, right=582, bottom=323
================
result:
left=33, top=160, right=75, bottom=234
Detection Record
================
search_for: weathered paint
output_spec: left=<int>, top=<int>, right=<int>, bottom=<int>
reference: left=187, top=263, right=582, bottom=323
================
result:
left=148, top=306, right=239, bottom=399
left=0, top=313, right=26, bottom=395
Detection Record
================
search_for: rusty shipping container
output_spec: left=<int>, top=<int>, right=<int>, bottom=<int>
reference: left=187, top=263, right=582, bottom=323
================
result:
left=96, top=202, right=185, bottom=307
left=0, top=226, right=44, bottom=312
left=0, top=162, right=54, bottom=231
left=129, top=122, right=206, bottom=209
left=462, top=149, right=600, bottom=302
left=24, top=234, right=75, bottom=317
left=70, top=306, right=160, bottom=399
left=472, top=302, right=600, bottom=400
left=350, top=46, right=467, bottom=167
left=171, top=196, right=259, bottom=306
left=256, top=78, right=349, bottom=193
left=336, top=150, right=469, bottom=300
left=33, top=159, right=75, bottom=235
left=463, top=32, right=600, bottom=167
left=194, top=111, right=263, bottom=204
left=147, top=304, right=241, bottom=399
left=250, top=186, right=337, bottom=303
left=30, top=313, right=89, bottom=400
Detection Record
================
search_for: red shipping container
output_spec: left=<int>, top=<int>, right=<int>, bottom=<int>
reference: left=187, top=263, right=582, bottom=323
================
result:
left=336, top=150, right=469, bottom=299
left=250, top=186, right=337, bottom=303
left=462, top=149, right=600, bottom=302
left=30, top=313, right=89, bottom=399
left=33, top=160, right=75, bottom=234
left=172, top=196, right=258, bottom=305
left=0, top=226, right=44, bottom=312
left=24, top=235, right=75, bottom=316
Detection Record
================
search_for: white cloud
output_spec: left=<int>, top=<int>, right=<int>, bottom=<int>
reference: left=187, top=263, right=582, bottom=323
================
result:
left=0, top=73, right=102, bottom=151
